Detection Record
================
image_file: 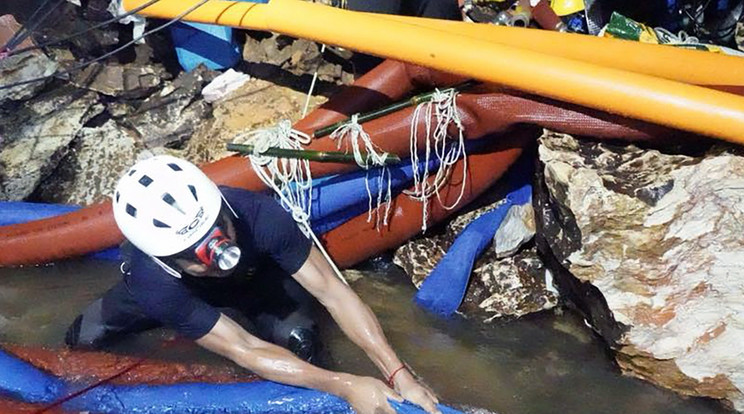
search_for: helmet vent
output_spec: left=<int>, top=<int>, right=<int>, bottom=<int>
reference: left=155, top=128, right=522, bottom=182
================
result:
left=138, top=175, right=153, bottom=187
left=115, top=191, right=120, bottom=203
left=125, top=204, right=137, bottom=217
left=128, top=169, right=136, bottom=176
left=167, top=163, right=183, bottom=171
left=153, top=219, right=171, bottom=228
left=188, top=185, right=198, bottom=201
left=162, top=193, right=185, bottom=214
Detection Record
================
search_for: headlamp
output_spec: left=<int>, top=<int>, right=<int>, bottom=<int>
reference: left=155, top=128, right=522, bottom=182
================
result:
left=193, top=226, right=241, bottom=270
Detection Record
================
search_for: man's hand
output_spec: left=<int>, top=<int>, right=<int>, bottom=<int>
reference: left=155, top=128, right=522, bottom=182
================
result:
left=340, top=376, right=403, bottom=414
left=393, top=370, right=441, bottom=414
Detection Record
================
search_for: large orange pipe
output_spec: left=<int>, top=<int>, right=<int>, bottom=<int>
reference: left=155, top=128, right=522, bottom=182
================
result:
left=373, top=14, right=744, bottom=91
left=123, top=0, right=744, bottom=145
left=324, top=130, right=531, bottom=268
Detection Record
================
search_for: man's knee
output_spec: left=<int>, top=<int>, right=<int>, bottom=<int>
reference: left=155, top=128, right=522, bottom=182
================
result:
left=65, top=299, right=108, bottom=349
left=287, top=326, right=321, bottom=363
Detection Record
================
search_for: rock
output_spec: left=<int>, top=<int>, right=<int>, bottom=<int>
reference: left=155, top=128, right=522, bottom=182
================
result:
left=184, top=77, right=327, bottom=164
left=242, top=32, right=352, bottom=85
left=70, top=62, right=166, bottom=99
left=32, top=120, right=140, bottom=205
left=493, top=202, right=535, bottom=258
left=393, top=187, right=558, bottom=321
left=0, top=89, right=103, bottom=200
left=124, top=66, right=216, bottom=148
left=0, top=51, right=59, bottom=104
left=535, top=131, right=744, bottom=411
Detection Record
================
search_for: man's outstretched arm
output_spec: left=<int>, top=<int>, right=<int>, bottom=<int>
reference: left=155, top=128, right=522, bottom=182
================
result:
left=292, top=247, right=441, bottom=414
left=196, top=313, right=404, bottom=414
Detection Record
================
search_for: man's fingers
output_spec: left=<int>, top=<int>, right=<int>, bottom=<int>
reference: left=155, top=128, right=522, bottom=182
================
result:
left=425, top=389, right=440, bottom=404
left=381, top=398, right=398, bottom=414
left=420, top=399, right=440, bottom=414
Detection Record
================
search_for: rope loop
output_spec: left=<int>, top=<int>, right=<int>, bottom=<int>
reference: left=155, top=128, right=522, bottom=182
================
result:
left=407, top=87, right=468, bottom=232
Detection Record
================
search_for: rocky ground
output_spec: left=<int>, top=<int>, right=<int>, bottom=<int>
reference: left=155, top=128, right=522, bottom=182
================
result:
left=1, top=2, right=744, bottom=412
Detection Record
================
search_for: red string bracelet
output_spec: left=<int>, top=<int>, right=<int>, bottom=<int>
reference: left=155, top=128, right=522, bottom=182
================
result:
left=387, top=364, right=407, bottom=388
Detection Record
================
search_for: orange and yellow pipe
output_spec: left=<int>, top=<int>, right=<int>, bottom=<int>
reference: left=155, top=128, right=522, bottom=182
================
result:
left=375, top=13, right=744, bottom=90
left=123, top=0, right=744, bottom=145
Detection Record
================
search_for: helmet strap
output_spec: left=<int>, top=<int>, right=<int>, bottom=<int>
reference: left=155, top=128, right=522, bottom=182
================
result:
left=220, top=193, right=238, bottom=219
left=151, top=256, right=182, bottom=279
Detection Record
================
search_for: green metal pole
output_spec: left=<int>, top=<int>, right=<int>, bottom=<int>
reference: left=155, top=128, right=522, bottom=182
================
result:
left=312, top=80, right=478, bottom=138
left=226, top=143, right=401, bottom=165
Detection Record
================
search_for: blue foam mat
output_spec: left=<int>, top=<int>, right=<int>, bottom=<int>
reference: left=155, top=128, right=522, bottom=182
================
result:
left=415, top=158, right=534, bottom=316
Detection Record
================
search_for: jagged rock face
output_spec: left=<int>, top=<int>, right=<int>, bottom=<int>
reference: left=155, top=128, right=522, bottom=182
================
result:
left=124, top=66, right=216, bottom=149
left=32, top=120, right=140, bottom=205
left=0, top=88, right=103, bottom=201
left=393, top=192, right=558, bottom=321
left=536, top=131, right=744, bottom=411
left=0, top=52, right=58, bottom=104
left=242, top=33, right=354, bottom=85
left=70, top=62, right=168, bottom=99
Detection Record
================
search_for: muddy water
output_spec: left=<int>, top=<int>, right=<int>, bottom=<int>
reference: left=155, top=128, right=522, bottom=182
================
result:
left=0, top=259, right=728, bottom=414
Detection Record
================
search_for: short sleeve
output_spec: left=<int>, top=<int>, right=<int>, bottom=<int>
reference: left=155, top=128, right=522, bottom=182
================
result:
left=124, top=250, right=220, bottom=340
left=251, top=198, right=313, bottom=274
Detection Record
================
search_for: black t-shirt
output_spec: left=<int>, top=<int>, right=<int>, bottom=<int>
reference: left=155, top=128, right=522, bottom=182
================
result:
left=121, top=187, right=313, bottom=339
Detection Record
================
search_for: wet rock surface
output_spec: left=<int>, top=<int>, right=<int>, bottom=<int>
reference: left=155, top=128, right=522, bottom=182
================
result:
left=535, top=131, right=744, bottom=411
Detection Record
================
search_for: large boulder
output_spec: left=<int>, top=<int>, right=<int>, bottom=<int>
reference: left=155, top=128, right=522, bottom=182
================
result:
left=535, top=131, right=744, bottom=411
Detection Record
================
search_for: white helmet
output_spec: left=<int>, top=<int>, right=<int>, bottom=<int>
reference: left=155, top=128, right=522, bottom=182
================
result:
left=112, top=155, right=224, bottom=258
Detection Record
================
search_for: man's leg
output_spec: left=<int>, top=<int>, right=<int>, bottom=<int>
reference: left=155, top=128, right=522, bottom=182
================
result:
left=65, top=281, right=160, bottom=349
left=249, top=271, right=322, bottom=363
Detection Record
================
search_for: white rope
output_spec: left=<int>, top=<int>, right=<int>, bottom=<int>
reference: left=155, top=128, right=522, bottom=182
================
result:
left=302, top=44, right=327, bottom=118
left=237, top=120, right=348, bottom=285
left=330, top=115, right=393, bottom=228
left=406, top=88, right=468, bottom=232
left=236, top=120, right=313, bottom=225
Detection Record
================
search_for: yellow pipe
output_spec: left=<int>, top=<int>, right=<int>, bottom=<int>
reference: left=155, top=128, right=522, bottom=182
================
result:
left=123, top=0, right=744, bottom=145
left=374, top=13, right=744, bottom=88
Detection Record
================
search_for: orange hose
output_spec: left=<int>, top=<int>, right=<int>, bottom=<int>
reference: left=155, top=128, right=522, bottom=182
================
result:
left=122, top=0, right=744, bottom=145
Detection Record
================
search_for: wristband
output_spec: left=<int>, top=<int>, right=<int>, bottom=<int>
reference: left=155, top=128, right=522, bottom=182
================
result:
left=387, top=364, right=407, bottom=388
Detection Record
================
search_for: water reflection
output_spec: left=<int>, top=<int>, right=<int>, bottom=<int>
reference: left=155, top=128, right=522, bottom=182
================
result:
left=0, top=260, right=728, bottom=414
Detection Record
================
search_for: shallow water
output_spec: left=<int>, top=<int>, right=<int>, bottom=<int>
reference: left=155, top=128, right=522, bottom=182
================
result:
left=0, top=259, right=728, bottom=414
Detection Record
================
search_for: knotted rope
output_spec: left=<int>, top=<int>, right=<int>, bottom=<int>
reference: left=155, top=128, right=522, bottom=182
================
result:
left=405, top=87, right=468, bottom=232
left=330, top=114, right=393, bottom=228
